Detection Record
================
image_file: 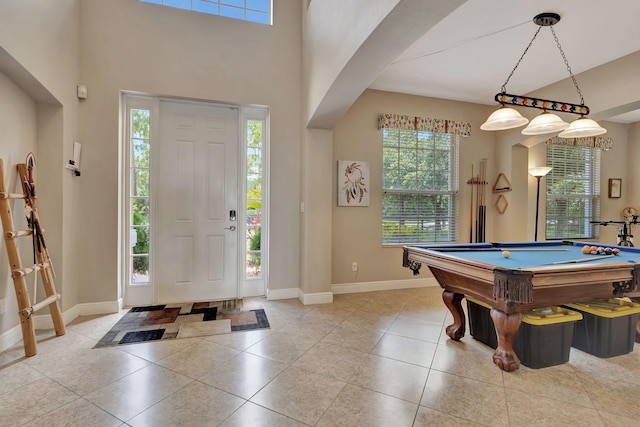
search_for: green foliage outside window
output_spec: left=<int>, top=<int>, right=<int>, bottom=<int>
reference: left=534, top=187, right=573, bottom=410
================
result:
left=545, top=144, right=600, bottom=239
left=382, top=129, right=458, bottom=244
left=246, top=120, right=263, bottom=277
left=131, top=109, right=151, bottom=278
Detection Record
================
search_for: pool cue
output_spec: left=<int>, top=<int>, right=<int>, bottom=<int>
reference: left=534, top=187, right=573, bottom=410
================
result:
left=480, top=159, right=487, bottom=242
left=551, top=254, right=614, bottom=264
left=477, top=164, right=483, bottom=242
left=475, top=173, right=480, bottom=242
left=476, top=161, right=483, bottom=242
left=434, top=248, right=571, bottom=252
left=479, top=163, right=483, bottom=242
left=469, top=164, right=474, bottom=243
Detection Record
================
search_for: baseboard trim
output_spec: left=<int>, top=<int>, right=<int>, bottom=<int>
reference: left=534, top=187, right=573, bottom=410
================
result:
left=0, top=324, right=23, bottom=353
left=33, top=299, right=121, bottom=330
left=266, top=287, right=299, bottom=300
left=1, top=299, right=121, bottom=353
left=298, top=289, right=333, bottom=305
left=266, top=279, right=438, bottom=303
left=332, top=277, right=438, bottom=294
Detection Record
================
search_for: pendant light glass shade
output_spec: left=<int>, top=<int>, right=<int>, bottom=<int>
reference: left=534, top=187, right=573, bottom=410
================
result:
left=558, top=117, right=607, bottom=138
left=480, top=107, right=529, bottom=131
left=521, top=112, right=569, bottom=135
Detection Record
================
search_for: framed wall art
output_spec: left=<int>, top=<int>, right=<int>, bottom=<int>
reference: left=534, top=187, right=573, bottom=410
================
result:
left=608, top=178, right=621, bottom=198
left=338, top=160, right=370, bottom=206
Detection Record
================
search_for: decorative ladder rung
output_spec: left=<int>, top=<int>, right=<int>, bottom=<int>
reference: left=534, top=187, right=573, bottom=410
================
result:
left=4, top=229, right=34, bottom=239
left=0, top=191, right=26, bottom=200
left=11, top=262, right=50, bottom=279
left=19, top=294, right=61, bottom=318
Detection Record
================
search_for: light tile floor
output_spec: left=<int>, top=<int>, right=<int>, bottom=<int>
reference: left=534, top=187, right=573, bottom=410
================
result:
left=1, top=286, right=640, bottom=426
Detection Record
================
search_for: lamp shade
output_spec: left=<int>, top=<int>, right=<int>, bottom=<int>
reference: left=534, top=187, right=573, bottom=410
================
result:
left=558, top=117, right=607, bottom=138
left=481, top=107, right=529, bottom=131
left=528, top=166, right=553, bottom=178
left=521, top=112, right=569, bottom=135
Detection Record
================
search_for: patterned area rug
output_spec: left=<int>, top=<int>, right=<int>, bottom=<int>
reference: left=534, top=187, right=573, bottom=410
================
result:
left=94, top=302, right=269, bottom=348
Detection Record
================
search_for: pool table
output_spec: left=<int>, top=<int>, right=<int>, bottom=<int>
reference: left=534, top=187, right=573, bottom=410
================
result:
left=402, top=241, right=640, bottom=371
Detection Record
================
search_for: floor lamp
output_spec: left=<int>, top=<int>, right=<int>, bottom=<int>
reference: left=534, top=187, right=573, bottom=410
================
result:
left=529, top=167, right=553, bottom=241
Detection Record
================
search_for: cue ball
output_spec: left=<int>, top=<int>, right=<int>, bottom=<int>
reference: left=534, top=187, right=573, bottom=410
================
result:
left=502, top=250, right=511, bottom=258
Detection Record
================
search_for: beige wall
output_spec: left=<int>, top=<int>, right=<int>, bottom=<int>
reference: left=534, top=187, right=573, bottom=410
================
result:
left=76, top=0, right=302, bottom=301
left=332, top=89, right=496, bottom=284
left=299, top=128, right=333, bottom=296
left=0, top=72, right=38, bottom=331
left=628, top=122, right=640, bottom=209
left=331, top=89, right=634, bottom=285
left=0, top=0, right=81, bottom=338
left=0, top=0, right=302, bottom=337
left=597, top=121, right=631, bottom=244
left=492, top=121, right=630, bottom=245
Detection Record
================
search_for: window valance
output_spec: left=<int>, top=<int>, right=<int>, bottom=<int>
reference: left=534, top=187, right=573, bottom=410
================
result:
left=378, top=113, right=471, bottom=137
left=545, top=136, right=613, bottom=151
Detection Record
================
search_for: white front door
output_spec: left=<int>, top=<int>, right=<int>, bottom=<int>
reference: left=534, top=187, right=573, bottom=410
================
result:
left=155, top=100, right=239, bottom=303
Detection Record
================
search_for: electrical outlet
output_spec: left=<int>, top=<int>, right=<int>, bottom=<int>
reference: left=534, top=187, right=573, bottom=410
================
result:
left=352, top=262, right=358, bottom=272
left=0, top=298, right=6, bottom=314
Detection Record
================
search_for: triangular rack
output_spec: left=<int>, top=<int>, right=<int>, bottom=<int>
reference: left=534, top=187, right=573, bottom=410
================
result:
left=492, top=173, right=512, bottom=193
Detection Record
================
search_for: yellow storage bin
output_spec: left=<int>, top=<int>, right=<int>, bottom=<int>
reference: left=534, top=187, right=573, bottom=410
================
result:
left=564, top=299, right=640, bottom=357
left=466, top=296, right=582, bottom=368
left=523, top=306, right=583, bottom=325
left=514, top=306, right=582, bottom=369
left=465, top=296, right=498, bottom=349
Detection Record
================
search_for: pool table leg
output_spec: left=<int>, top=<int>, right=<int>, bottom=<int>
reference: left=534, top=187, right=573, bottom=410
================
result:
left=490, top=308, right=522, bottom=372
left=442, top=290, right=465, bottom=340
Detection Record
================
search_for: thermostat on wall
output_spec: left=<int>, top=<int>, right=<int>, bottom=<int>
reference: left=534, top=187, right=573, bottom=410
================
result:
left=77, top=85, right=88, bottom=99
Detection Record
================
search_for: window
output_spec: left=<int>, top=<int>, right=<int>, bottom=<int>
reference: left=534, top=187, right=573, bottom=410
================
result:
left=139, top=0, right=272, bottom=25
left=240, top=107, right=269, bottom=297
left=545, top=144, right=600, bottom=239
left=128, top=108, right=151, bottom=285
left=245, top=118, right=264, bottom=278
left=382, top=128, right=459, bottom=244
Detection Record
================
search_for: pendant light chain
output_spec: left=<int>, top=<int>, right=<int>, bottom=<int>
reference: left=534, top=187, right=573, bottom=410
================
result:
left=550, top=26, right=585, bottom=107
left=500, top=26, right=542, bottom=93
left=499, top=23, right=586, bottom=108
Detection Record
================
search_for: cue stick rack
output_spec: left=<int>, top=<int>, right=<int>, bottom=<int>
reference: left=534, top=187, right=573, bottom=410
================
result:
left=0, top=157, right=65, bottom=357
left=467, top=159, right=488, bottom=243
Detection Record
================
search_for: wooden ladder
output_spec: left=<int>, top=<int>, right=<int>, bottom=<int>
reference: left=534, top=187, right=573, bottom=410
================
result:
left=0, top=158, right=65, bottom=356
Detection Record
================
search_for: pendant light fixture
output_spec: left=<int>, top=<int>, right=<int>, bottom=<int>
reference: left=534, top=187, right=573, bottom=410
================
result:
left=480, top=106, right=528, bottom=131
left=481, top=13, right=606, bottom=138
left=521, top=111, right=569, bottom=135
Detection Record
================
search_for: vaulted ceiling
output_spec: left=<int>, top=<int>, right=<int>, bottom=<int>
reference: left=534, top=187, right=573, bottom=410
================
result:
left=369, top=0, right=640, bottom=124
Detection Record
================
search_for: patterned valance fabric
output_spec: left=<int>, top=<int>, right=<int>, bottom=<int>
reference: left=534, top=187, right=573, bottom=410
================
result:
left=545, top=136, right=613, bottom=151
left=378, top=113, right=471, bottom=137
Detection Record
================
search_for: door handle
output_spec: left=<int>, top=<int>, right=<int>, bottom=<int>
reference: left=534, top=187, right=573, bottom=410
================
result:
left=225, top=225, right=236, bottom=231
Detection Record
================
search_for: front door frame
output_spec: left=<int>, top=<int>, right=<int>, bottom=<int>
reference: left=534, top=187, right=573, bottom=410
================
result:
left=120, top=93, right=269, bottom=306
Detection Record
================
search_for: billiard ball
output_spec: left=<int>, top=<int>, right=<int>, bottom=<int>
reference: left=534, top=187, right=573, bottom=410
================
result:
left=502, top=250, right=511, bottom=258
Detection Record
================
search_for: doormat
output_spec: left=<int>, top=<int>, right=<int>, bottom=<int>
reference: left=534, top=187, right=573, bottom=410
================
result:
left=93, top=302, right=269, bottom=348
